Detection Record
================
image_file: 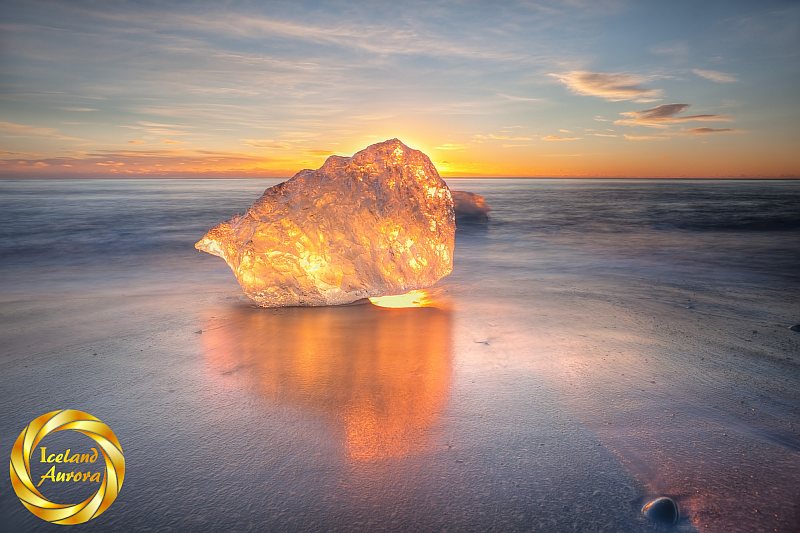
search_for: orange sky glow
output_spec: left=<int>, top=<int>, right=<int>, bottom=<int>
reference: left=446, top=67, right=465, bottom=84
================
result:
left=1, top=1, right=798, bottom=179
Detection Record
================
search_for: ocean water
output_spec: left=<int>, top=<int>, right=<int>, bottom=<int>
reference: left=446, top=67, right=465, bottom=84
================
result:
left=0, top=178, right=797, bottom=292
left=0, top=178, right=798, bottom=532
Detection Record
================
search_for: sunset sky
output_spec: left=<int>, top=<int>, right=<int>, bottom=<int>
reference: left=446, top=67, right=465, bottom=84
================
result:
left=1, top=0, right=798, bottom=178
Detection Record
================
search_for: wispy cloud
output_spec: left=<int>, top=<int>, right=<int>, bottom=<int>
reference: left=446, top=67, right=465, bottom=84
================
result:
left=542, top=134, right=581, bottom=141
left=0, top=120, right=82, bottom=141
left=472, top=133, right=534, bottom=142
left=92, top=10, right=526, bottom=62
left=684, top=127, right=737, bottom=135
left=121, top=121, right=193, bottom=136
left=551, top=70, right=661, bottom=102
left=496, top=93, right=544, bottom=103
left=435, top=143, right=467, bottom=151
left=692, top=69, right=737, bottom=83
left=0, top=148, right=293, bottom=177
left=624, top=134, right=669, bottom=141
left=242, top=139, right=294, bottom=150
left=650, top=41, right=689, bottom=61
left=615, top=104, right=732, bottom=128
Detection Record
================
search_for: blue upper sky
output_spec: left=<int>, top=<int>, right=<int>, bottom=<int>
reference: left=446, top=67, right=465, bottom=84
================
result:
left=1, top=0, right=798, bottom=177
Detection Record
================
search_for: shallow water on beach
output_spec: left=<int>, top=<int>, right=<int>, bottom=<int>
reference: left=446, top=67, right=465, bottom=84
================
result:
left=0, top=178, right=798, bottom=531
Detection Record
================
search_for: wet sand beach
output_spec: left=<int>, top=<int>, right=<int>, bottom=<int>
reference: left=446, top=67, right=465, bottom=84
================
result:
left=0, top=178, right=798, bottom=531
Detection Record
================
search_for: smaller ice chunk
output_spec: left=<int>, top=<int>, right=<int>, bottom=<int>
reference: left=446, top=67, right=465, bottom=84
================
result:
left=452, top=191, right=490, bottom=224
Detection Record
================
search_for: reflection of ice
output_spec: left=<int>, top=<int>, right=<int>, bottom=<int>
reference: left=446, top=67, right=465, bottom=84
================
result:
left=200, top=303, right=452, bottom=461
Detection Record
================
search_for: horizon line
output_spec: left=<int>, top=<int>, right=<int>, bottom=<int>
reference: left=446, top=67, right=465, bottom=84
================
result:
left=1, top=175, right=798, bottom=181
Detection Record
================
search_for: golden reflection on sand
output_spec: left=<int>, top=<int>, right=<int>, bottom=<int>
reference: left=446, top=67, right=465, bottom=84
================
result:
left=368, top=289, right=435, bottom=308
left=200, top=302, right=452, bottom=462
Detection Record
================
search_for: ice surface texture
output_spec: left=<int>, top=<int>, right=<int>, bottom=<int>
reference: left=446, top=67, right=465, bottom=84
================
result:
left=196, top=139, right=455, bottom=307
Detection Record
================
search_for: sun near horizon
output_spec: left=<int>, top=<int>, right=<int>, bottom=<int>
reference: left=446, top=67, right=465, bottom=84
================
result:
left=1, top=1, right=799, bottom=180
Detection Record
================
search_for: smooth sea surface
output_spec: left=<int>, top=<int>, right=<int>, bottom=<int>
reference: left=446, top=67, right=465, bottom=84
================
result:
left=0, top=178, right=798, bottom=532
left=1, top=178, right=798, bottom=290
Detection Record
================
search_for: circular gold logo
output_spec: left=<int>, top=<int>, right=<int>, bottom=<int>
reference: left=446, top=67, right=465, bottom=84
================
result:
left=9, top=409, right=125, bottom=525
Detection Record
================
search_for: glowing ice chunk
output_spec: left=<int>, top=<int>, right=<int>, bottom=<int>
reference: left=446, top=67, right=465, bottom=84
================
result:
left=196, top=139, right=455, bottom=307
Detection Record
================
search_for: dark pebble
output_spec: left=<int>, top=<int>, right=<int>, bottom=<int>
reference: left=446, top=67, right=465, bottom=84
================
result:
left=642, top=496, right=679, bottom=525
left=789, top=324, right=800, bottom=332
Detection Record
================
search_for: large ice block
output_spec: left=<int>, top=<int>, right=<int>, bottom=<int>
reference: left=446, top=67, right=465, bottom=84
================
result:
left=196, top=139, right=455, bottom=307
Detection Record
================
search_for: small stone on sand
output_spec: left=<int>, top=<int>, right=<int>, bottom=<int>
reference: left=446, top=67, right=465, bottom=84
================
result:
left=789, top=324, right=800, bottom=332
left=642, top=496, right=679, bottom=525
